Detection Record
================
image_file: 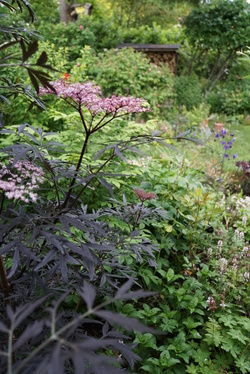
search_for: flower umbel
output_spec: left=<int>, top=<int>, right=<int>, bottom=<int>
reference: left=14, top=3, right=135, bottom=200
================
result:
left=39, top=80, right=150, bottom=116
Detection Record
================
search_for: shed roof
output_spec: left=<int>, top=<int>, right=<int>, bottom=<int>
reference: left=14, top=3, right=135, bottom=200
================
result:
left=118, top=43, right=181, bottom=52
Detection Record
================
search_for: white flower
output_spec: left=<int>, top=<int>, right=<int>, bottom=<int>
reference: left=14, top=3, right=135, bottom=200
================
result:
left=219, top=258, right=228, bottom=273
left=220, top=301, right=226, bottom=309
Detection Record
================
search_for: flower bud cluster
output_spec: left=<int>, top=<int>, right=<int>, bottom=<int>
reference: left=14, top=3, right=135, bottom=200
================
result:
left=207, top=247, right=213, bottom=258
left=128, top=156, right=152, bottom=168
left=207, top=296, right=217, bottom=311
left=217, top=240, right=223, bottom=255
left=219, top=258, right=228, bottom=273
left=231, top=196, right=250, bottom=211
left=0, top=160, right=44, bottom=203
left=133, top=188, right=157, bottom=202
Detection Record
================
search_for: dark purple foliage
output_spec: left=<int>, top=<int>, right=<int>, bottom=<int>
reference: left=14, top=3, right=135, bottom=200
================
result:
left=236, top=160, right=250, bottom=176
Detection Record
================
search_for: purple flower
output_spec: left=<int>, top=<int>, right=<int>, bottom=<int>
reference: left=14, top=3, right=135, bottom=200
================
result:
left=224, top=153, right=230, bottom=159
left=233, top=153, right=238, bottom=159
left=215, top=133, right=220, bottom=138
left=193, top=132, right=196, bottom=137
left=227, top=141, right=233, bottom=147
left=230, top=133, right=234, bottom=137
left=224, top=145, right=230, bottom=150
left=216, top=177, right=222, bottom=182
left=221, top=129, right=227, bottom=136
left=220, top=141, right=226, bottom=145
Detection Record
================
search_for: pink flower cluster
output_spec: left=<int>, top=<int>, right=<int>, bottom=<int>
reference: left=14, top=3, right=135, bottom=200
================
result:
left=39, top=80, right=150, bottom=116
left=0, top=160, right=44, bottom=203
left=133, top=188, right=157, bottom=202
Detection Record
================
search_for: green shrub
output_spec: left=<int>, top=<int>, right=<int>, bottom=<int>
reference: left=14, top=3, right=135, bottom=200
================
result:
left=43, top=21, right=96, bottom=64
left=174, top=74, right=203, bottom=110
left=38, top=17, right=122, bottom=63
left=206, top=79, right=250, bottom=116
left=1, top=41, right=69, bottom=128
left=205, top=90, right=225, bottom=114
left=121, top=23, right=183, bottom=44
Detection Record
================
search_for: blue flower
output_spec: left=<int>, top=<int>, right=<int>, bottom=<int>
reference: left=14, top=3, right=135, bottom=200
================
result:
left=233, top=153, right=238, bottom=159
left=215, top=133, right=220, bottom=138
left=224, top=153, right=230, bottom=159
left=221, top=129, right=227, bottom=136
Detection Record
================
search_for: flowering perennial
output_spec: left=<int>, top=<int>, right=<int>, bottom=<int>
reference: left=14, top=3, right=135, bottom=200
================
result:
left=219, top=257, right=228, bottom=273
left=39, top=80, right=150, bottom=116
left=215, top=129, right=237, bottom=160
left=207, top=296, right=217, bottom=311
left=0, top=160, right=44, bottom=203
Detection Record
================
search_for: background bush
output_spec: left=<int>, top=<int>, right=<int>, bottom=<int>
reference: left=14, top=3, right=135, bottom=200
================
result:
left=174, top=74, right=203, bottom=110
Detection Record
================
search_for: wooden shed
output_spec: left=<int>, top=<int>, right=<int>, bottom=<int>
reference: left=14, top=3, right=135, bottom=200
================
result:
left=118, top=43, right=181, bottom=75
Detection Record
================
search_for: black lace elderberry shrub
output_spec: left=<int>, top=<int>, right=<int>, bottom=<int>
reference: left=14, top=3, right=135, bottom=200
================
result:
left=0, top=279, right=156, bottom=374
left=235, top=160, right=250, bottom=195
left=0, top=114, right=162, bottom=373
left=236, top=160, right=250, bottom=177
left=0, top=77, right=164, bottom=373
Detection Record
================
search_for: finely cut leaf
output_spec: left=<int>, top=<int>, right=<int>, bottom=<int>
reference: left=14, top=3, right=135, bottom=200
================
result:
left=95, top=310, right=156, bottom=333
left=78, top=281, right=96, bottom=310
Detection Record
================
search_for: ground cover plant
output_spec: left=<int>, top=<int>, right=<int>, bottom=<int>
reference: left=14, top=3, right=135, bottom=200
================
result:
left=1, top=1, right=250, bottom=373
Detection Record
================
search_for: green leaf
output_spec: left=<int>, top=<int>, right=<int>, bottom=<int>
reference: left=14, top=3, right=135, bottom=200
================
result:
left=204, top=330, right=222, bottom=347
left=227, top=330, right=249, bottom=344
left=218, top=315, right=237, bottom=328
left=192, top=348, right=210, bottom=367
left=166, top=268, right=175, bottom=282
left=220, top=337, right=242, bottom=358
left=235, top=355, right=250, bottom=374
left=186, top=363, right=200, bottom=374
left=160, top=317, right=179, bottom=333
left=183, top=317, right=202, bottom=330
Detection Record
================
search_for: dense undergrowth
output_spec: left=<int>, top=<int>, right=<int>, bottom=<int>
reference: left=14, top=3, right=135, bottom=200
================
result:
left=0, top=1, right=249, bottom=373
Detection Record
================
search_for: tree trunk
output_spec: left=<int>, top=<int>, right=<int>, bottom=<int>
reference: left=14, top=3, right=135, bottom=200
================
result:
left=59, top=0, right=69, bottom=23
left=204, top=51, right=234, bottom=96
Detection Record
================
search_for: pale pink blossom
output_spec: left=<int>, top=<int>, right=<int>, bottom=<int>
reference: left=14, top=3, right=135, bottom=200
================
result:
left=0, top=160, right=44, bottom=203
